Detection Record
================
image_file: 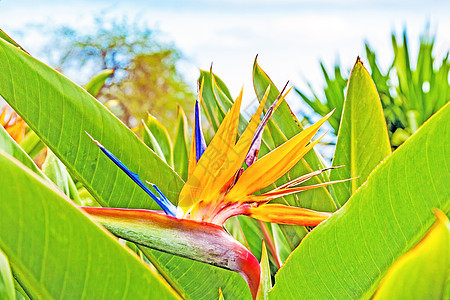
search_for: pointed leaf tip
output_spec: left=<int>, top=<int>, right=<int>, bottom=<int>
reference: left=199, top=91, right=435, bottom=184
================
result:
left=244, top=82, right=290, bottom=167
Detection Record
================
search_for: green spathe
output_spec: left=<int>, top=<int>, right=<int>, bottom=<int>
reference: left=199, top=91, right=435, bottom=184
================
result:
left=0, top=150, right=178, bottom=299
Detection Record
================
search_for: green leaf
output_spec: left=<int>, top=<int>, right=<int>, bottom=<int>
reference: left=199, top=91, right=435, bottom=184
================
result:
left=252, top=57, right=301, bottom=139
left=141, top=121, right=167, bottom=162
left=331, top=58, right=391, bottom=207
left=0, top=125, right=43, bottom=177
left=173, top=105, right=189, bottom=180
left=256, top=242, right=271, bottom=300
left=0, top=37, right=248, bottom=300
left=270, top=103, right=450, bottom=299
left=143, top=250, right=250, bottom=300
left=144, top=114, right=173, bottom=166
left=271, top=223, right=294, bottom=264
left=1, top=123, right=84, bottom=209
left=0, top=150, right=178, bottom=299
left=0, top=29, right=28, bottom=55
left=199, top=70, right=222, bottom=131
left=373, top=210, right=449, bottom=300
left=0, top=248, right=15, bottom=300
left=14, top=278, right=29, bottom=300
left=19, top=130, right=45, bottom=159
left=0, top=37, right=183, bottom=210
left=83, top=69, right=114, bottom=97
left=42, top=149, right=82, bottom=204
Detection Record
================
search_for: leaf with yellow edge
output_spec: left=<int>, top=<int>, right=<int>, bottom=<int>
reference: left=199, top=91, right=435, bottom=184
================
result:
left=373, top=210, right=450, bottom=300
left=0, top=248, right=15, bottom=300
left=256, top=241, right=272, bottom=300
left=227, top=111, right=333, bottom=201
left=218, top=287, right=224, bottom=300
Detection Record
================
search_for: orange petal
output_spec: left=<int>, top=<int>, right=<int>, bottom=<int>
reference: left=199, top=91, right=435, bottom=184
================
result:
left=252, top=178, right=353, bottom=202
left=179, top=88, right=244, bottom=211
left=247, top=203, right=331, bottom=226
left=0, top=107, right=6, bottom=125
left=276, top=166, right=343, bottom=189
left=226, top=112, right=332, bottom=201
left=199, top=86, right=273, bottom=205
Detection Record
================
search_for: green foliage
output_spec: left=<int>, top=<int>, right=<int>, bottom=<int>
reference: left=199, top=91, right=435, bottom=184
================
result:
left=297, top=28, right=450, bottom=148
left=330, top=59, right=391, bottom=207
left=0, top=37, right=184, bottom=207
left=270, top=102, right=449, bottom=299
left=373, top=211, right=449, bottom=300
left=257, top=242, right=271, bottom=300
left=83, top=69, right=114, bottom=97
left=173, top=106, right=190, bottom=181
left=0, top=125, right=43, bottom=177
left=0, top=35, right=250, bottom=300
left=42, top=149, right=82, bottom=205
left=0, top=28, right=448, bottom=300
left=0, top=248, right=15, bottom=300
left=143, top=114, right=173, bottom=165
left=0, top=150, right=178, bottom=300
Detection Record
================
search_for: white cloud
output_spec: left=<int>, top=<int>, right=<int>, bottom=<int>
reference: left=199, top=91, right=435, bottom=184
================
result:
left=1, top=1, right=449, bottom=111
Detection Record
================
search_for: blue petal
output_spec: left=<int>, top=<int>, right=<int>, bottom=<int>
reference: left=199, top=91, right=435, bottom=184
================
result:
left=194, top=100, right=207, bottom=161
left=87, top=133, right=177, bottom=217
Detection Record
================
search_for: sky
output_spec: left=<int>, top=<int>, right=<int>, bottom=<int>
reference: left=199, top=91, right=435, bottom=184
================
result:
left=0, top=0, right=449, bottom=115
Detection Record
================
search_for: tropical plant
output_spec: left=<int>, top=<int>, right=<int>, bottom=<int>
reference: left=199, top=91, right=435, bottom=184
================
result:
left=296, top=28, right=450, bottom=148
left=0, top=30, right=448, bottom=300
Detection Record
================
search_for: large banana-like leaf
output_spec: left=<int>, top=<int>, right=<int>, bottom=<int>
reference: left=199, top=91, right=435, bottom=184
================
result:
left=142, top=249, right=251, bottom=300
left=0, top=37, right=183, bottom=208
left=0, top=150, right=179, bottom=299
left=270, top=102, right=449, bottom=299
left=331, top=58, right=391, bottom=207
left=0, top=29, right=28, bottom=54
left=0, top=37, right=250, bottom=299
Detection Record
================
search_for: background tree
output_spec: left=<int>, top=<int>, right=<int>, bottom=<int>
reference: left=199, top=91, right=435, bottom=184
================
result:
left=44, top=16, right=194, bottom=128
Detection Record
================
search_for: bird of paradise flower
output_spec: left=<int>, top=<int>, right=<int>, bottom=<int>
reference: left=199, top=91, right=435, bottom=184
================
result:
left=83, top=83, right=346, bottom=299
